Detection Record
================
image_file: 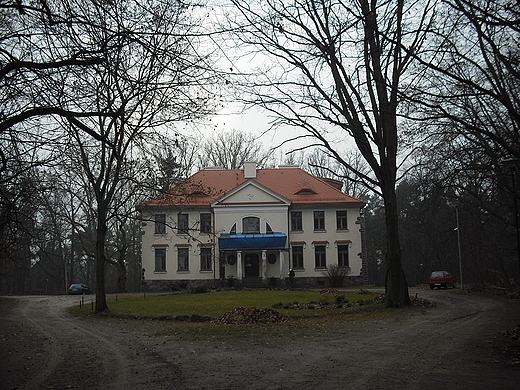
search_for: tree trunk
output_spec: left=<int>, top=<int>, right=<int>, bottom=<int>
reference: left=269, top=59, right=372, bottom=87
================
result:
left=116, top=271, right=127, bottom=293
left=383, top=186, right=411, bottom=307
left=116, top=257, right=127, bottom=293
left=95, top=210, right=109, bottom=313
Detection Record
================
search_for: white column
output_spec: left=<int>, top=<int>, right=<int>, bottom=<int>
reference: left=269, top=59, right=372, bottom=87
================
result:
left=261, top=250, right=267, bottom=281
left=279, top=250, right=285, bottom=279
left=237, top=251, right=243, bottom=280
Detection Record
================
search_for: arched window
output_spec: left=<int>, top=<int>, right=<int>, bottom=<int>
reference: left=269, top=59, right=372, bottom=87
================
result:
left=243, top=217, right=260, bottom=234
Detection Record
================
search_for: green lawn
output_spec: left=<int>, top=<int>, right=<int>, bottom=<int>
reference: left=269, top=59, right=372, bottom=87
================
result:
left=68, top=289, right=422, bottom=341
left=77, top=289, right=378, bottom=319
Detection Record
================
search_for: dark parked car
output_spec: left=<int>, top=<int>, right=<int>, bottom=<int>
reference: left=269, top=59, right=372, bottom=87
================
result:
left=68, top=284, right=92, bottom=295
left=429, top=271, right=456, bottom=289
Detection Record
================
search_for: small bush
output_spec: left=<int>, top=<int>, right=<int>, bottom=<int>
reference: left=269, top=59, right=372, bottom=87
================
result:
left=188, top=283, right=208, bottom=294
left=323, top=264, right=351, bottom=287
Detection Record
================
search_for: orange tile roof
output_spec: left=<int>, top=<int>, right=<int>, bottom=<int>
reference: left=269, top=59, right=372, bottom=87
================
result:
left=142, top=167, right=364, bottom=208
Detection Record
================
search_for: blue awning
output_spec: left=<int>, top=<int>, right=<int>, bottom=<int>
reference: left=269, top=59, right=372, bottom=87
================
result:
left=218, top=233, right=287, bottom=250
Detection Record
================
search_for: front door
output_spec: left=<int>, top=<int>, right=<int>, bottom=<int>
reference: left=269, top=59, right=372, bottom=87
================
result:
left=244, top=253, right=260, bottom=278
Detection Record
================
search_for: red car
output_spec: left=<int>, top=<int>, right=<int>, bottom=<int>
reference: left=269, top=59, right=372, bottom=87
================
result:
left=429, top=271, right=456, bottom=289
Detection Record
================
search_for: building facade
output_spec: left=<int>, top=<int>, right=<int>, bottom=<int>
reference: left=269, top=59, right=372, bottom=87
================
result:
left=139, top=163, right=366, bottom=289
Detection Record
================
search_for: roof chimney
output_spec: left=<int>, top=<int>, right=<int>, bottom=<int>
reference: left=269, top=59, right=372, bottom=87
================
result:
left=244, top=161, right=257, bottom=179
left=322, top=177, right=343, bottom=191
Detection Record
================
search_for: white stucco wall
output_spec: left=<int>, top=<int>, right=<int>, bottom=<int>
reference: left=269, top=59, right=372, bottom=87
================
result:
left=213, top=205, right=289, bottom=235
left=140, top=208, right=219, bottom=282
left=287, top=207, right=362, bottom=279
left=141, top=204, right=363, bottom=283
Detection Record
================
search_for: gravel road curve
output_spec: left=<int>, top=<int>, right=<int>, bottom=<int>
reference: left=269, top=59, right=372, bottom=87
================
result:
left=1, top=289, right=519, bottom=390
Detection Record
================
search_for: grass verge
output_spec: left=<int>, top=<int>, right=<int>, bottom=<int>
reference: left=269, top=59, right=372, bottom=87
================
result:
left=66, top=289, right=426, bottom=341
left=70, top=289, right=378, bottom=318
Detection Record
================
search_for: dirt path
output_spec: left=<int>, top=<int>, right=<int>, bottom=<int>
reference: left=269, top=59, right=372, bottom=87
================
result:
left=1, top=289, right=519, bottom=390
left=0, top=295, right=182, bottom=390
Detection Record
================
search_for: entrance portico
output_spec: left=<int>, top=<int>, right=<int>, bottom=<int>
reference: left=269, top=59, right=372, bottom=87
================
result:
left=227, top=249, right=286, bottom=282
left=219, top=233, right=287, bottom=282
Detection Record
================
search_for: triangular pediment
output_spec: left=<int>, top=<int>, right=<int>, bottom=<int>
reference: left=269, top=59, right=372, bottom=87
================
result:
left=211, top=180, right=291, bottom=207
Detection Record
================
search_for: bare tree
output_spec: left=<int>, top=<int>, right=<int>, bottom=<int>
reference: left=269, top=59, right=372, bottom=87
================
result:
left=197, top=129, right=274, bottom=169
left=225, top=0, right=437, bottom=306
left=0, top=0, right=127, bottom=293
left=0, top=1, right=118, bottom=145
left=407, top=0, right=519, bottom=171
left=48, top=0, right=220, bottom=312
left=0, top=0, right=219, bottom=312
left=406, top=0, right=520, bottom=279
left=149, top=135, right=202, bottom=192
left=302, top=148, right=372, bottom=201
left=0, top=162, right=38, bottom=293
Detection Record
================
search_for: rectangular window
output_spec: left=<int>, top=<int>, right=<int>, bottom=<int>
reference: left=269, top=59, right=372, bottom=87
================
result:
left=155, top=248, right=166, bottom=272
left=200, top=213, right=211, bottom=233
left=338, top=245, right=349, bottom=267
left=291, top=211, right=302, bottom=231
left=178, top=247, right=189, bottom=271
left=314, top=211, right=325, bottom=230
left=200, top=247, right=212, bottom=271
left=336, top=210, right=348, bottom=230
left=177, top=214, right=188, bottom=234
left=315, top=245, right=327, bottom=268
left=155, top=214, right=166, bottom=234
left=292, top=245, right=304, bottom=269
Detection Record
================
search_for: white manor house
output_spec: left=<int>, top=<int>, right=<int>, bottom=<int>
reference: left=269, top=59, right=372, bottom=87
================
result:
left=139, top=162, right=366, bottom=289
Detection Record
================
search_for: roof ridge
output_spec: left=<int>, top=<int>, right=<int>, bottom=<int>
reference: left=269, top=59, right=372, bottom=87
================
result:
left=140, top=166, right=365, bottom=207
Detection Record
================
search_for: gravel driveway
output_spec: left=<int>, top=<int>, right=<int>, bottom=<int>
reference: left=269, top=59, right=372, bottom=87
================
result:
left=1, top=289, right=519, bottom=390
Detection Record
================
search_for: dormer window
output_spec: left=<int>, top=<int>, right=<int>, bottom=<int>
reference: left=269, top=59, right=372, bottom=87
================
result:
left=296, top=188, right=317, bottom=195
